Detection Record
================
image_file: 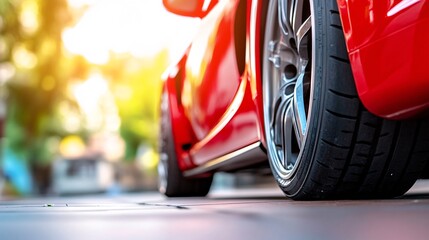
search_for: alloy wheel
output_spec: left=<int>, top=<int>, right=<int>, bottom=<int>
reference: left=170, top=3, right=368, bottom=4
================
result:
left=263, top=0, right=313, bottom=183
left=158, top=90, right=169, bottom=194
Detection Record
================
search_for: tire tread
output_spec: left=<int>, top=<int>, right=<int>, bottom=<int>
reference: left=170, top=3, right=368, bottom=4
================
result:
left=292, top=0, right=429, bottom=199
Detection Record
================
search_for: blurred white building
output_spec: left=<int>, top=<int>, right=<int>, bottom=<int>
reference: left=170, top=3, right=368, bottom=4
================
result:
left=52, top=156, right=114, bottom=195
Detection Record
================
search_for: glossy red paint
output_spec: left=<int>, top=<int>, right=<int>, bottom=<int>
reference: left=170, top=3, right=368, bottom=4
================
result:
left=183, top=0, right=240, bottom=141
left=337, top=0, right=429, bottom=119
left=189, top=74, right=261, bottom=166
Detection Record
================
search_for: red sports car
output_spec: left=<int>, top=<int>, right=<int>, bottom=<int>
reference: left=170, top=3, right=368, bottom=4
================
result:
left=158, top=0, right=429, bottom=199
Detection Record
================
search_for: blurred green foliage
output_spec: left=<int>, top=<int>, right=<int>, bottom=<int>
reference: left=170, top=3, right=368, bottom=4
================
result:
left=103, top=53, right=166, bottom=162
left=1, top=0, right=75, bottom=166
left=1, top=0, right=164, bottom=167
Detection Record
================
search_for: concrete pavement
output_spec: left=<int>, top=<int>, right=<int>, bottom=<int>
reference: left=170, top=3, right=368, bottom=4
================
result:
left=1, top=181, right=429, bottom=240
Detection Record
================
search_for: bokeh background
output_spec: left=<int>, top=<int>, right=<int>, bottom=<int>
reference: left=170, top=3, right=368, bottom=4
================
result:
left=0, top=0, right=201, bottom=197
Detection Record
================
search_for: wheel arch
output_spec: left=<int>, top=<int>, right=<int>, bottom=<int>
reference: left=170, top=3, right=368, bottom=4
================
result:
left=161, top=57, right=198, bottom=171
left=336, top=0, right=429, bottom=119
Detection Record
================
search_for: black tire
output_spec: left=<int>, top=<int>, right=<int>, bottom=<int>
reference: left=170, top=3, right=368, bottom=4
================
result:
left=158, top=89, right=212, bottom=197
left=262, top=0, right=429, bottom=199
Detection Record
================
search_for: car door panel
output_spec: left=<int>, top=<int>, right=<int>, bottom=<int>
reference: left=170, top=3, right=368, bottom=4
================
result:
left=183, top=0, right=241, bottom=140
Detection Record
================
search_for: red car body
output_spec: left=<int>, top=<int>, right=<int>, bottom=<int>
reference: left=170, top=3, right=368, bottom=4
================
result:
left=162, top=0, right=429, bottom=175
left=338, top=0, right=429, bottom=119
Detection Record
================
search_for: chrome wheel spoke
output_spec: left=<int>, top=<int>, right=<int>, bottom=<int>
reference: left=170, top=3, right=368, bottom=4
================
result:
left=278, top=0, right=304, bottom=34
left=158, top=153, right=168, bottom=180
left=278, top=0, right=293, bottom=37
left=296, top=16, right=311, bottom=59
left=283, top=101, right=295, bottom=170
left=272, top=95, right=288, bottom=146
left=291, top=0, right=304, bottom=33
left=292, top=74, right=307, bottom=148
left=296, top=16, right=311, bottom=46
left=272, top=87, right=294, bottom=169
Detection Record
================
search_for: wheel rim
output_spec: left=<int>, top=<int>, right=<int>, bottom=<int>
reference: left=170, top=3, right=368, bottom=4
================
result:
left=158, top=90, right=169, bottom=194
left=263, top=0, right=313, bottom=182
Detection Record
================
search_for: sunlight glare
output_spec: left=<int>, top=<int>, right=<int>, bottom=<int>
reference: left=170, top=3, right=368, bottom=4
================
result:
left=71, top=73, right=120, bottom=132
left=63, top=0, right=200, bottom=64
left=72, top=73, right=108, bottom=115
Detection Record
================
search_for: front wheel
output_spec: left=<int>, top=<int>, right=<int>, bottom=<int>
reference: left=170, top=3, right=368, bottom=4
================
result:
left=262, top=0, right=429, bottom=199
left=158, top=88, right=213, bottom=197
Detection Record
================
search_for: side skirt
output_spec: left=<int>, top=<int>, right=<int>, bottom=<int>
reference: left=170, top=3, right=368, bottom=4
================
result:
left=183, top=142, right=267, bottom=177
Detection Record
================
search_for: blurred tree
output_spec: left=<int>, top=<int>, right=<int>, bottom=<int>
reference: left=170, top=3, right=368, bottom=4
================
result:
left=0, top=0, right=77, bottom=194
left=106, top=52, right=167, bottom=162
left=2, top=0, right=73, bottom=161
left=1, top=0, right=168, bottom=194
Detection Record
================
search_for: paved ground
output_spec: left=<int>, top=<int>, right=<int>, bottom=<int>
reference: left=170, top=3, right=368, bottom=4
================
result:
left=1, top=180, right=429, bottom=240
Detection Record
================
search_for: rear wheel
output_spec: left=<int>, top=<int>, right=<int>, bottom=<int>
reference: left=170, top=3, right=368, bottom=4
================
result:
left=158, top=89, right=212, bottom=197
left=262, top=0, right=429, bottom=199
